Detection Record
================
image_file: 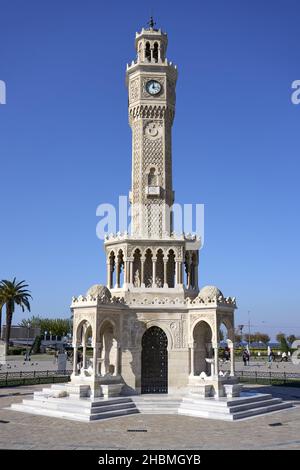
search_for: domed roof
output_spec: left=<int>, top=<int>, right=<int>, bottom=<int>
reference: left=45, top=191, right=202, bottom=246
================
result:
left=86, top=284, right=111, bottom=301
left=198, top=285, right=223, bottom=300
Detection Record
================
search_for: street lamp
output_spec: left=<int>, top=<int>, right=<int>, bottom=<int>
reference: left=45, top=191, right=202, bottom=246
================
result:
left=238, top=325, right=244, bottom=344
left=26, top=322, right=30, bottom=360
left=247, top=311, right=251, bottom=346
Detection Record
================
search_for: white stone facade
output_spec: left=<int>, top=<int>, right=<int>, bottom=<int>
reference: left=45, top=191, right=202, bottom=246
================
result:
left=10, top=22, right=293, bottom=422
left=69, top=24, right=237, bottom=399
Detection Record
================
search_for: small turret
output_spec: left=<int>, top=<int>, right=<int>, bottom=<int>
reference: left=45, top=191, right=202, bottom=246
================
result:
left=135, top=18, right=168, bottom=64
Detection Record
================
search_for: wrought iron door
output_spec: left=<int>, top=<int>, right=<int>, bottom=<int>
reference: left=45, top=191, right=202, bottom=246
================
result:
left=141, top=326, right=168, bottom=394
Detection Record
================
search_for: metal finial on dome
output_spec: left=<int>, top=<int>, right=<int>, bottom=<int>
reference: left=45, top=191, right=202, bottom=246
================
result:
left=147, top=16, right=156, bottom=29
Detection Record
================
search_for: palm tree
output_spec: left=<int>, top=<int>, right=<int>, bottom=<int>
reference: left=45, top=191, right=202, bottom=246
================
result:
left=0, top=278, right=32, bottom=355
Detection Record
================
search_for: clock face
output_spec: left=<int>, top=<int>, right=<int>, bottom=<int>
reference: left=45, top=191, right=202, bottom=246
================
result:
left=146, top=80, right=162, bottom=96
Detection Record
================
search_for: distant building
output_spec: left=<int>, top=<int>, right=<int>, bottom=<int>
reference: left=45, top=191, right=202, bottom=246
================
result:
left=1, top=325, right=40, bottom=345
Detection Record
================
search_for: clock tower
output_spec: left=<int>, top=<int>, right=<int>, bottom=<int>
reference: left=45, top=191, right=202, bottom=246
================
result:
left=13, top=20, right=240, bottom=413
left=105, top=19, right=200, bottom=297
left=126, top=21, right=177, bottom=239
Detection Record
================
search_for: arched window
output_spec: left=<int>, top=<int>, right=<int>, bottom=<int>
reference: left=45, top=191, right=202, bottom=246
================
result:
left=144, top=249, right=153, bottom=287
left=117, top=249, right=124, bottom=288
left=184, top=252, right=191, bottom=288
left=193, top=321, right=213, bottom=376
left=153, top=42, right=159, bottom=62
left=145, top=42, right=151, bottom=62
left=133, top=249, right=142, bottom=287
left=99, top=320, right=118, bottom=376
left=148, top=167, right=157, bottom=186
left=108, top=251, right=115, bottom=289
left=167, top=249, right=175, bottom=288
left=156, top=249, right=164, bottom=287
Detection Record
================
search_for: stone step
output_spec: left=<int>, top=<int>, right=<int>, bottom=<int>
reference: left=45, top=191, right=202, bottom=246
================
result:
left=33, top=393, right=132, bottom=408
left=9, top=391, right=293, bottom=422
left=135, top=409, right=178, bottom=414
left=182, top=393, right=273, bottom=408
left=10, top=402, right=139, bottom=422
left=22, top=398, right=137, bottom=415
left=179, top=401, right=292, bottom=421
left=231, top=401, right=292, bottom=420
left=228, top=398, right=283, bottom=413
left=180, top=397, right=283, bottom=414
left=10, top=403, right=92, bottom=422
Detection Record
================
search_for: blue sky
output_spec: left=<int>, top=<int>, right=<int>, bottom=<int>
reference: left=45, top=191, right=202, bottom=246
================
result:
left=0, top=0, right=299, bottom=339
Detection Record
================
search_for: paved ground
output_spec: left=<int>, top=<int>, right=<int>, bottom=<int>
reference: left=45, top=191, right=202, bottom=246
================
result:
left=1, top=356, right=299, bottom=373
left=0, top=355, right=73, bottom=372
left=0, top=384, right=300, bottom=450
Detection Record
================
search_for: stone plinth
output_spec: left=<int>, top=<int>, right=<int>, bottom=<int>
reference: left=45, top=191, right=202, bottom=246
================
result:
left=100, top=383, right=124, bottom=398
left=57, top=353, right=67, bottom=371
left=188, top=375, right=226, bottom=398
left=0, top=341, right=7, bottom=365
left=223, top=383, right=243, bottom=398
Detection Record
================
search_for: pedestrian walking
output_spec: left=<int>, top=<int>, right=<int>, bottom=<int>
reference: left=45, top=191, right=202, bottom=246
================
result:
left=242, top=349, right=249, bottom=366
left=280, top=351, right=288, bottom=362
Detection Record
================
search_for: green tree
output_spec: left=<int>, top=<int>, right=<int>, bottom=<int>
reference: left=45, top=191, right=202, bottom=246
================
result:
left=0, top=278, right=32, bottom=355
left=276, top=332, right=290, bottom=353
left=252, top=332, right=270, bottom=345
left=234, top=334, right=242, bottom=344
left=276, top=332, right=286, bottom=343
left=287, top=334, right=297, bottom=345
left=19, top=316, right=71, bottom=336
left=19, top=315, right=42, bottom=328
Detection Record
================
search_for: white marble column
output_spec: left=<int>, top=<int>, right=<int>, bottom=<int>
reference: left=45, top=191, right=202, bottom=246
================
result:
left=129, top=260, right=133, bottom=286
left=227, top=340, right=235, bottom=376
left=106, top=262, right=111, bottom=289
left=141, top=257, right=145, bottom=288
left=175, top=260, right=183, bottom=287
left=82, top=343, right=87, bottom=370
left=73, top=346, right=78, bottom=375
left=115, top=262, right=120, bottom=288
left=152, top=259, right=157, bottom=287
left=92, top=343, right=99, bottom=376
left=163, top=258, right=168, bottom=288
left=214, top=346, right=219, bottom=377
left=189, top=343, right=195, bottom=376
left=115, top=345, right=119, bottom=376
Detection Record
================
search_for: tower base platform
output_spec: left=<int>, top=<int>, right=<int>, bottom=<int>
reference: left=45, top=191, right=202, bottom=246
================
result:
left=9, top=383, right=293, bottom=422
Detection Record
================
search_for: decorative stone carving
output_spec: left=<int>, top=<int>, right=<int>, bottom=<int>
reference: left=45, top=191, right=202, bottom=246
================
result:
left=144, top=121, right=163, bottom=140
left=86, top=284, right=111, bottom=302
left=129, top=77, right=140, bottom=103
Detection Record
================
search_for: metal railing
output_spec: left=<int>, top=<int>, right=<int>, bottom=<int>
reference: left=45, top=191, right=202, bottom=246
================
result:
left=236, top=370, right=300, bottom=385
left=0, top=370, right=72, bottom=387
